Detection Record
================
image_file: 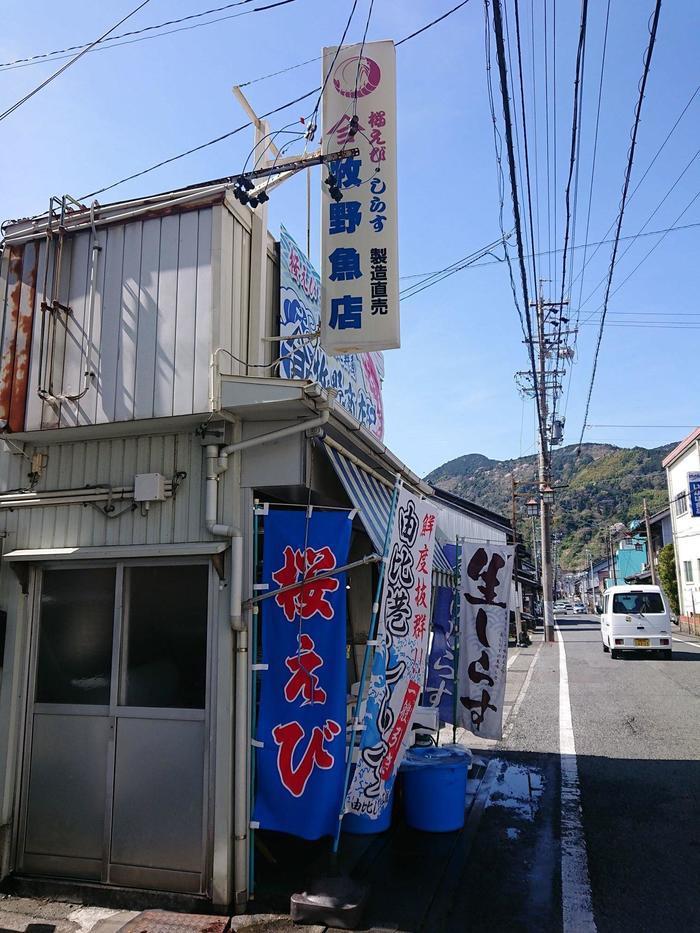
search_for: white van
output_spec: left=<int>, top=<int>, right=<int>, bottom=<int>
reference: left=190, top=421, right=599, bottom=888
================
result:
left=600, top=585, right=672, bottom=659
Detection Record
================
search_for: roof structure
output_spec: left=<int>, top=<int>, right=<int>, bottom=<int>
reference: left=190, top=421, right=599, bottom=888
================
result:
left=662, top=427, right=700, bottom=469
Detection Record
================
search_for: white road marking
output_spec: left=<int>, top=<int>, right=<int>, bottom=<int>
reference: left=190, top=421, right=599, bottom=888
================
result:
left=502, top=642, right=542, bottom=737
left=507, top=648, right=521, bottom=669
left=672, top=636, right=700, bottom=648
left=556, top=622, right=597, bottom=932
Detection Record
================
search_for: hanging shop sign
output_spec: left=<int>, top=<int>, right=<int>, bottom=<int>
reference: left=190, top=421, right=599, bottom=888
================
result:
left=345, top=487, right=436, bottom=818
left=423, top=584, right=458, bottom=723
left=320, top=40, right=400, bottom=354
left=688, top=472, right=700, bottom=517
left=457, top=543, right=514, bottom=740
left=279, top=225, right=385, bottom=439
left=253, top=506, right=352, bottom=840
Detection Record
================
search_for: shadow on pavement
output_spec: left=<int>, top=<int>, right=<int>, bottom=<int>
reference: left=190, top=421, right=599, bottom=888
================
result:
left=252, top=751, right=700, bottom=932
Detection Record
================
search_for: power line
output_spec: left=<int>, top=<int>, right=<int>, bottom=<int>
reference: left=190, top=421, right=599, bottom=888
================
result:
left=63, top=0, right=473, bottom=202
left=552, top=0, right=588, bottom=431
left=569, top=80, right=700, bottom=297
left=578, top=188, right=700, bottom=327
left=0, top=0, right=153, bottom=123
left=489, top=0, right=546, bottom=455
left=308, top=0, right=360, bottom=127
left=80, top=89, right=317, bottom=200
left=577, top=0, right=664, bottom=451
left=399, top=234, right=507, bottom=300
left=395, top=0, right=472, bottom=46
left=0, top=1, right=297, bottom=72
left=576, top=153, right=699, bottom=315
left=398, top=220, right=700, bottom=280
left=512, top=0, right=539, bottom=299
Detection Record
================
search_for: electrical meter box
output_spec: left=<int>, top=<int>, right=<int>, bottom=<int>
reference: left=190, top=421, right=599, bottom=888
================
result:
left=134, top=472, right=167, bottom=502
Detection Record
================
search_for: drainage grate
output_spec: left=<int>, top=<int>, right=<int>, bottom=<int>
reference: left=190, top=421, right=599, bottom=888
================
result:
left=119, top=910, right=229, bottom=933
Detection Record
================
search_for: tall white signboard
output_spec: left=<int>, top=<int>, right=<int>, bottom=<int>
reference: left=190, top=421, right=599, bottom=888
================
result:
left=321, top=40, right=400, bottom=354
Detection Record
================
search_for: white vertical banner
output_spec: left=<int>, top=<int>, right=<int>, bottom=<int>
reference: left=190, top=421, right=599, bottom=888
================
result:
left=457, top=542, right=515, bottom=740
left=320, top=40, right=400, bottom=354
left=345, top=488, right=437, bottom=818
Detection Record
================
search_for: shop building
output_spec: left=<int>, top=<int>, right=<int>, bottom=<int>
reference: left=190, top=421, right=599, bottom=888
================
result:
left=663, top=428, right=700, bottom=627
left=0, top=184, right=509, bottom=911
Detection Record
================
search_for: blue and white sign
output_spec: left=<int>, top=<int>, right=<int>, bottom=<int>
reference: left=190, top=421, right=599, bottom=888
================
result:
left=688, top=472, right=700, bottom=517
left=253, top=507, right=351, bottom=840
left=279, top=225, right=385, bottom=439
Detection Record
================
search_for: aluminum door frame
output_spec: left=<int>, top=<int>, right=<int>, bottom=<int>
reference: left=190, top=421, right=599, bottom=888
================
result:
left=16, top=565, right=117, bottom=882
left=16, top=557, right=217, bottom=896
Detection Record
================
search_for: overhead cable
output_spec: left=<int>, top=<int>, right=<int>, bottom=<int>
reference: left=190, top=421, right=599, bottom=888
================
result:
left=577, top=0, right=664, bottom=451
left=0, top=0, right=153, bottom=123
left=0, top=1, right=297, bottom=71
left=78, top=0, right=474, bottom=201
left=489, top=0, right=546, bottom=453
left=570, top=79, right=700, bottom=296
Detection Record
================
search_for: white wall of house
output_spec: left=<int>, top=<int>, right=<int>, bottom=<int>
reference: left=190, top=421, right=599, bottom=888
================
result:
left=666, top=439, right=700, bottom=616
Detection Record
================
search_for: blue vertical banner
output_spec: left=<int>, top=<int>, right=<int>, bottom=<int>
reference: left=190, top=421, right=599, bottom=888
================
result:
left=423, top=584, right=457, bottom=723
left=688, top=472, right=700, bottom=517
left=253, top=507, right=351, bottom=839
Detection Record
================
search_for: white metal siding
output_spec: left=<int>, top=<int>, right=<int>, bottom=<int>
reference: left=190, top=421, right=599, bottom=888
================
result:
left=434, top=501, right=508, bottom=547
left=23, top=209, right=214, bottom=431
left=3, top=433, right=206, bottom=550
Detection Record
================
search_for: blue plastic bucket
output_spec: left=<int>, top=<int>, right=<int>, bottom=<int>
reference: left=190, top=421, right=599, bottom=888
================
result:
left=400, top=745, right=472, bottom=832
left=342, top=766, right=395, bottom=835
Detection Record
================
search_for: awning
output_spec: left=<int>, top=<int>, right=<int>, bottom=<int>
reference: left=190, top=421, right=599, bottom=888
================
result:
left=323, top=442, right=454, bottom=576
left=2, top=542, right=229, bottom=562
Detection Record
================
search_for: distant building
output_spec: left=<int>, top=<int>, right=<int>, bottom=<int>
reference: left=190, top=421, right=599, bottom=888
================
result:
left=626, top=506, right=672, bottom=585
left=663, top=428, right=700, bottom=630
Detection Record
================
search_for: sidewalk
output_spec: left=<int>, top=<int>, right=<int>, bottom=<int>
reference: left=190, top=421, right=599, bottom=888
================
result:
left=0, top=641, right=545, bottom=933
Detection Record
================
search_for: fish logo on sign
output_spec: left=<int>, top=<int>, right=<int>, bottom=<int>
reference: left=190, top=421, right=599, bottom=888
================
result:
left=333, top=55, right=381, bottom=98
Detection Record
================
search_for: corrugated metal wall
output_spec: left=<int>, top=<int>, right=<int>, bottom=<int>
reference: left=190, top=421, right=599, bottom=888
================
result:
left=0, top=198, right=284, bottom=435
left=434, top=502, right=508, bottom=546
left=21, top=208, right=216, bottom=431
left=0, top=432, right=212, bottom=550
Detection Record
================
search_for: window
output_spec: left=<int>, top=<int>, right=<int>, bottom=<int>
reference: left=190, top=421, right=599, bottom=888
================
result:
left=121, top=564, right=208, bottom=709
left=684, top=560, right=694, bottom=584
left=675, top=492, right=688, bottom=516
left=36, top=568, right=115, bottom=705
left=612, top=592, right=665, bottom=614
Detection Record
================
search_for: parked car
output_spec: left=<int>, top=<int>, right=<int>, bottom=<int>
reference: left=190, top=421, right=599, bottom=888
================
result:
left=600, top=585, right=672, bottom=659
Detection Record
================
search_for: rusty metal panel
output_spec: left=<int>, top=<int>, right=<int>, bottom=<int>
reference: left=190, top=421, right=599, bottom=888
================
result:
left=9, top=240, right=39, bottom=433
left=0, top=245, right=24, bottom=430
left=25, top=239, right=51, bottom=431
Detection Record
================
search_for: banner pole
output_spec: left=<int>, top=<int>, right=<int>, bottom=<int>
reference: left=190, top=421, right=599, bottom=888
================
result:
left=452, top=537, right=461, bottom=746
left=332, top=475, right=402, bottom=856
left=249, top=501, right=262, bottom=897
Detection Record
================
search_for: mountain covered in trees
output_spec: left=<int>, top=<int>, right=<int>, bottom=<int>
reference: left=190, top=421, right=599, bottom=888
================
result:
left=426, top=442, right=675, bottom=571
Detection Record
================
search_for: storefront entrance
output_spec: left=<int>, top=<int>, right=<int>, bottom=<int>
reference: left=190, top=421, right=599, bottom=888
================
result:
left=18, top=562, right=212, bottom=895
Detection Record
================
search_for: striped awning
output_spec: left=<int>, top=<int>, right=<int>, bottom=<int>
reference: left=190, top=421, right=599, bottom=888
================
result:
left=323, top=443, right=454, bottom=576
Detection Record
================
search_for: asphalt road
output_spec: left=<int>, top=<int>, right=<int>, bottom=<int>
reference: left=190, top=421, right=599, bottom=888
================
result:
left=443, top=614, right=700, bottom=933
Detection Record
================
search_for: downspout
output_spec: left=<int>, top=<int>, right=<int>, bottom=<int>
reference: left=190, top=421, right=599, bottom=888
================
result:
left=204, top=407, right=329, bottom=912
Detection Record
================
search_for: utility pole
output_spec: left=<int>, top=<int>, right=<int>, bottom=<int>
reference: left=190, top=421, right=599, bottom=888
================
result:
left=510, top=475, right=527, bottom=645
left=643, top=497, right=658, bottom=585
left=516, top=280, right=572, bottom=643
left=608, top=528, right=616, bottom=587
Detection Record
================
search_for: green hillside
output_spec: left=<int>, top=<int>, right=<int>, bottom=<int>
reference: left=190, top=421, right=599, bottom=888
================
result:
left=426, top=442, right=675, bottom=571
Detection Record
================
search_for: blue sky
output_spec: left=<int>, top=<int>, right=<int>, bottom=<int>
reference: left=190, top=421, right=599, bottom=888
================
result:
left=1, top=0, right=698, bottom=476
